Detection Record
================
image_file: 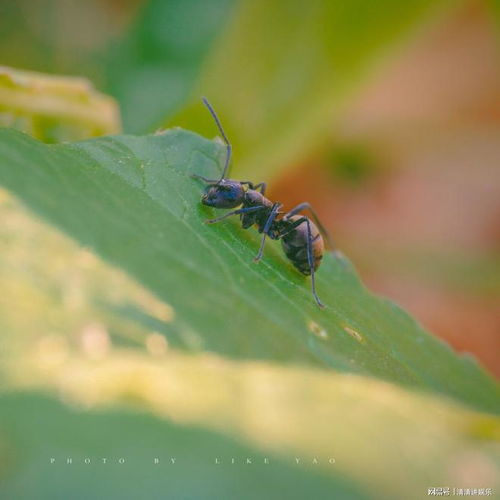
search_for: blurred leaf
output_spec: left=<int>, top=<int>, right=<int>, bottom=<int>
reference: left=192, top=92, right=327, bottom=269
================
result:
left=0, top=392, right=366, bottom=500
left=0, top=127, right=498, bottom=414
left=0, top=66, right=120, bottom=142
left=105, top=0, right=237, bottom=133
left=0, top=1, right=106, bottom=80
left=488, top=0, right=500, bottom=26
left=169, top=0, right=456, bottom=180
left=2, top=352, right=500, bottom=499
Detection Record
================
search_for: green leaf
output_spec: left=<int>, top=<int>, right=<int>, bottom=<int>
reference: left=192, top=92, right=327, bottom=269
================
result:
left=1, top=359, right=499, bottom=499
left=169, top=0, right=457, bottom=180
left=0, top=349, right=500, bottom=499
left=0, top=392, right=367, bottom=500
left=0, top=127, right=498, bottom=415
left=0, top=66, right=120, bottom=142
left=6, top=202, right=496, bottom=500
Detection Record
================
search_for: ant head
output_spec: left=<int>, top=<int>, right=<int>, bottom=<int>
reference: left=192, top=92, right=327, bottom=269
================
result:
left=202, top=180, right=245, bottom=208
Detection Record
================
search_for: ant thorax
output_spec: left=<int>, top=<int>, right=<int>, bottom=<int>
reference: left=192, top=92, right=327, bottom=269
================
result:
left=244, top=188, right=272, bottom=208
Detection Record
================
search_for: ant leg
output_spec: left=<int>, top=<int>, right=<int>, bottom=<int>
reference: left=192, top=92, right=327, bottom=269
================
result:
left=277, top=216, right=307, bottom=239
left=253, top=182, right=267, bottom=194
left=241, top=181, right=267, bottom=194
left=205, top=205, right=263, bottom=224
left=257, top=183, right=267, bottom=194
left=254, top=203, right=282, bottom=262
left=191, top=174, right=219, bottom=184
left=305, top=219, right=325, bottom=308
left=284, top=202, right=334, bottom=249
left=276, top=216, right=324, bottom=307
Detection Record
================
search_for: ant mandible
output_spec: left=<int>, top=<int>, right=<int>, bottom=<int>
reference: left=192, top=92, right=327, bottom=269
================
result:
left=192, top=97, right=333, bottom=308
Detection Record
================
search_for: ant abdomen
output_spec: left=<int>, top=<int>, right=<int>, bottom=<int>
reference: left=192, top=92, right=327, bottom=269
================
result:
left=281, top=216, right=324, bottom=276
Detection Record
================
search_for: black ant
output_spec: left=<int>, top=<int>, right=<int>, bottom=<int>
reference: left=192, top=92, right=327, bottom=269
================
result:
left=192, top=97, right=333, bottom=308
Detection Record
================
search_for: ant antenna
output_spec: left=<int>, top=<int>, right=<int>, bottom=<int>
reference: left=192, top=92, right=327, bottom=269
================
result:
left=202, top=97, right=232, bottom=183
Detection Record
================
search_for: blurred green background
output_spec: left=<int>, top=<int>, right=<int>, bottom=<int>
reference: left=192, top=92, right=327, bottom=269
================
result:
left=0, top=0, right=499, bottom=498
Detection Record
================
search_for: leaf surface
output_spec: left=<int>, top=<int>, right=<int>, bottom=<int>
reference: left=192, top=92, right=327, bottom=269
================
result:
left=0, top=127, right=498, bottom=414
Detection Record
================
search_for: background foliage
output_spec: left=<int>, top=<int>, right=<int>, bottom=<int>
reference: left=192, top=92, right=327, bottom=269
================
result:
left=0, top=1, right=498, bottom=499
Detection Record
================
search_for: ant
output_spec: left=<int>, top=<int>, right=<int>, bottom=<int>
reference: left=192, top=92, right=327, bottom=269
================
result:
left=192, top=97, right=333, bottom=308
